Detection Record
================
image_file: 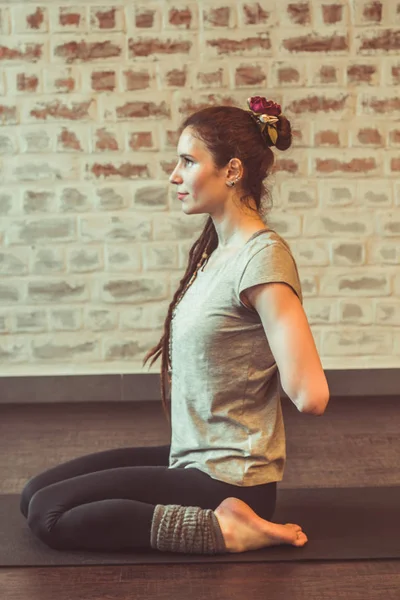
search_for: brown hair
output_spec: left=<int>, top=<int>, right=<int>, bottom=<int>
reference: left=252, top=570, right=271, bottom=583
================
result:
left=142, top=105, right=292, bottom=420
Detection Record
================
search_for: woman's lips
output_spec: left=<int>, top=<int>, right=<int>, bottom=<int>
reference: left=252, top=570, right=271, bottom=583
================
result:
left=178, top=193, right=188, bottom=200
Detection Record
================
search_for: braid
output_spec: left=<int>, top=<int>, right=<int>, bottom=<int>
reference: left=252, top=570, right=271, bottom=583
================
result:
left=143, top=217, right=218, bottom=421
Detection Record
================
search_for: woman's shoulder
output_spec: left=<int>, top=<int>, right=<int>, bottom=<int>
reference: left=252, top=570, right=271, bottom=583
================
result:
left=250, top=228, right=294, bottom=255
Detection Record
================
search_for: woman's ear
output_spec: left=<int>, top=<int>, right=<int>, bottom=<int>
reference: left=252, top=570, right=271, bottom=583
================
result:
left=226, top=158, right=243, bottom=179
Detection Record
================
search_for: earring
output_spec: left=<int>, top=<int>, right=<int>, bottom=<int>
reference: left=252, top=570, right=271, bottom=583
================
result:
left=226, top=177, right=240, bottom=187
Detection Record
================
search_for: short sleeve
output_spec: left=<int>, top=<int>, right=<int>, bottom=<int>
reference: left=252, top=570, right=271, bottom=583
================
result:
left=238, top=242, right=302, bottom=307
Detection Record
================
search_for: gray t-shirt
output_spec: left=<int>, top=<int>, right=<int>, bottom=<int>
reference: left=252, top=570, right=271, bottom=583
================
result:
left=168, top=228, right=303, bottom=487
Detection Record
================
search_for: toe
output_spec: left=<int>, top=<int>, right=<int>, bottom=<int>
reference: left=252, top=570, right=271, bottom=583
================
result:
left=293, top=532, right=308, bottom=547
left=285, top=523, right=302, bottom=531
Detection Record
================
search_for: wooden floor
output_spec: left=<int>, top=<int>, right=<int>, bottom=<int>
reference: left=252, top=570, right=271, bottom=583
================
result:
left=1, top=396, right=399, bottom=600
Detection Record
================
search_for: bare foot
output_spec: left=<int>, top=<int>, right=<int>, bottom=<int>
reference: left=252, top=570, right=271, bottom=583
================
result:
left=214, top=497, right=308, bottom=553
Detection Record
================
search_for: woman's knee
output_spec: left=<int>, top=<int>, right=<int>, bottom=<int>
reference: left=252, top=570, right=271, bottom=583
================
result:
left=26, top=489, right=63, bottom=549
left=20, top=475, right=42, bottom=519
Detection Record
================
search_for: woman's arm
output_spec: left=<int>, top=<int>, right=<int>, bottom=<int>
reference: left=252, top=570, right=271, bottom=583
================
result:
left=244, top=282, right=330, bottom=415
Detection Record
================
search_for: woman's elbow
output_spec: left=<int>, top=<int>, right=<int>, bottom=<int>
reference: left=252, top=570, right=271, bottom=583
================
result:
left=301, top=388, right=330, bottom=415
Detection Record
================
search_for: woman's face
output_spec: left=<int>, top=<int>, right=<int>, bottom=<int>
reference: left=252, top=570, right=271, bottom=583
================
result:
left=169, top=128, right=229, bottom=215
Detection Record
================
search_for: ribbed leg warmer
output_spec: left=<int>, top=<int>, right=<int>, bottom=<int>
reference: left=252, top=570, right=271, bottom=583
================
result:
left=150, top=504, right=227, bottom=554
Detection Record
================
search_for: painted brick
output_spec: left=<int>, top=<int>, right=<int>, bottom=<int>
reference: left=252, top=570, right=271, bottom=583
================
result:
left=80, top=216, right=152, bottom=243
left=11, top=6, right=48, bottom=34
left=3, top=155, right=80, bottom=183
left=280, top=31, right=348, bottom=54
left=338, top=299, right=373, bottom=324
left=44, top=67, right=79, bottom=94
left=361, top=92, right=400, bottom=116
left=358, top=181, right=392, bottom=207
left=89, top=6, right=125, bottom=32
left=284, top=92, right=350, bottom=116
left=0, top=187, right=20, bottom=216
left=23, top=97, right=96, bottom=123
left=290, top=240, right=329, bottom=266
left=167, top=4, right=199, bottom=30
left=319, top=2, right=347, bottom=26
left=134, top=8, right=159, bottom=29
left=352, top=125, right=384, bottom=147
left=271, top=61, right=307, bottom=87
left=32, top=335, right=100, bottom=361
left=105, top=247, right=141, bottom=273
left=356, top=29, right=400, bottom=54
left=22, top=188, right=55, bottom=212
left=94, top=184, right=131, bottom=210
left=318, top=180, right=358, bottom=208
left=53, top=36, right=124, bottom=64
left=28, top=279, right=89, bottom=303
left=235, top=63, right=267, bottom=87
left=347, top=61, right=380, bottom=85
left=67, top=247, right=103, bottom=273
left=32, top=247, right=65, bottom=274
left=204, top=31, right=272, bottom=58
left=285, top=2, right=312, bottom=26
left=91, top=69, right=117, bottom=92
left=7, top=217, right=76, bottom=245
left=376, top=212, right=400, bottom=236
left=313, top=154, right=380, bottom=176
left=128, top=35, right=194, bottom=59
left=103, top=334, right=159, bottom=361
left=0, top=249, right=29, bottom=275
left=331, top=241, right=365, bottom=265
left=97, top=276, right=168, bottom=304
left=50, top=309, right=83, bottom=331
left=0, top=339, right=30, bottom=362
left=59, top=186, right=93, bottom=213
left=282, top=181, right=318, bottom=208
left=313, top=122, right=347, bottom=147
left=58, top=126, right=85, bottom=152
left=368, top=240, right=400, bottom=265
left=52, top=7, right=87, bottom=33
left=322, top=329, right=392, bottom=355
left=304, top=213, right=373, bottom=237
left=0, top=281, right=22, bottom=305
left=20, top=125, right=56, bottom=154
left=85, top=309, right=118, bottom=331
left=389, top=129, right=400, bottom=146
left=240, top=2, right=275, bottom=26
left=320, top=270, right=391, bottom=297
left=195, top=64, right=227, bottom=88
left=1, top=0, right=399, bottom=372
left=120, top=302, right=171, bottom=330
left=92, top=126, right=120, bottom=153
left=13, top=310, right=48, bottom=332
left=123, top=68, right=154, bottom=91
left=0, top=128, right=18, bottom=154
left=0, top=100, right=18, bottom=125
left=354, top=1, right=384, bottom=26
left=0, top=40, right=45, bottom=63
left=376, top=300, right=400, bottom=325
left=303, top=297, right=335, bottom=324
left=312, top=64, right=340, bottom=85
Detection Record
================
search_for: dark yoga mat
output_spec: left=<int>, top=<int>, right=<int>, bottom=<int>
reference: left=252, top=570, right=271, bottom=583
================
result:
left=1, top=486, right=399, bottom=566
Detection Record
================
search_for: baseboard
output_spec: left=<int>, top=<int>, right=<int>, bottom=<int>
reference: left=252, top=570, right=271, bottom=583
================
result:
left=0, top=369, right=399, bottom=404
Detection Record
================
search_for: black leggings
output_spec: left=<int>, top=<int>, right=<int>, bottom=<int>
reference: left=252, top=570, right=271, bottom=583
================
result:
left=20, top=445, right=277, bottom=552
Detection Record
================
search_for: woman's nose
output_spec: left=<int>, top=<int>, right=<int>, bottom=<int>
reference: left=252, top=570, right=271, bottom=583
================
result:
left=169, top=167, right=182, bottom=185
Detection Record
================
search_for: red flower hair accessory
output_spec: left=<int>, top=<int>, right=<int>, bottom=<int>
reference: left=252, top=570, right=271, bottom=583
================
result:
left=246, top=96, right=282, bottom=146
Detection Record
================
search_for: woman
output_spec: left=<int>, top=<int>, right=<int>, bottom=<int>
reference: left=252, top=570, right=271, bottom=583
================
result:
left=20, top=96, right=329, bottom=555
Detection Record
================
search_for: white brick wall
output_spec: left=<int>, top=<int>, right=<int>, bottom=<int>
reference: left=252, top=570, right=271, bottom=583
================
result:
left=0, top=0, right=399, bottom=374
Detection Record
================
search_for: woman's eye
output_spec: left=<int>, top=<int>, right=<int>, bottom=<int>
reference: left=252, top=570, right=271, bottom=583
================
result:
left=183, top=157, right=193, bottom=165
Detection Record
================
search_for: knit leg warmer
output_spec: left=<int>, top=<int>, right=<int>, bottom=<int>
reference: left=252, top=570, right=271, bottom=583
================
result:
left=150, top=504, right=227, bottom=554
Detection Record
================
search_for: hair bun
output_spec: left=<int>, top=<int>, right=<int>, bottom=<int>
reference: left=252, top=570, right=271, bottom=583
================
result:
left=274, top=115, right=292, bottom=151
